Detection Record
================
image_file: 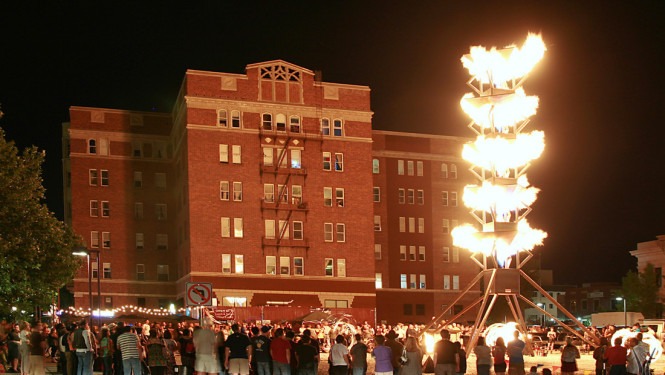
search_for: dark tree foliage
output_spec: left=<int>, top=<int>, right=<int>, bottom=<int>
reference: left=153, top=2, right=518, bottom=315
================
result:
left=0, top=126, right=81, bottom=317
left=621, top=263, right=661, bottom=318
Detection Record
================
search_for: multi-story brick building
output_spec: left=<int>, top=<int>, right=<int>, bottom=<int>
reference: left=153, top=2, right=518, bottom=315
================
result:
left=63, top=60, right=475, bottom=323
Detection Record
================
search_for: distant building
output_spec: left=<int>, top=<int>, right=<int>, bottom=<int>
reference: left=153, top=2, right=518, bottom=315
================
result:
left=564, top=282, right=622, bottom=319
left=630, top=235, right=665, bottom=317
left=62, top=60, right=475, bottom=323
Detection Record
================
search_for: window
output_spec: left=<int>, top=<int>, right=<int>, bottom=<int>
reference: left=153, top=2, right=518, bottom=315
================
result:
left=265, top=219, right=275, bottom=239
left=219, top=144, right=229, bottom=163
left=324, top=223, right=333, bottom=242
left=418, top=246, right=426, bottom=261
left=453, top=275, right=460, bottom=290
left=232, top=145, right=241, bottom=164
left=233, top=182, right=243, bottom=201
left=374, top=244, right=382, bottom=260
left=334, top=153, right=343, bottom=171
left=156, top=234, right=168, bottom=250
left=136, top=264, right=145, bottom=281
left=409, top=246, right=416, bottom=261
left=221, top=217, right=231, bottom=237
left=418, top=218, right=425, bottom=234
left=266, top=256, right=276, bottom=274
left=452, top=247, right=460, bottom=263
left=400, top=245, right=407, bottom=261
left=407, top=161, right=414, bottom=176
left=398, top=189, right=405, bottom=204
left=289, top=116, right=300, bottom=133
left=451, top=192, right=458, bottom=207
left=280, top=256, right=290, bottom=275
left=374, top=215, right=381, bottom=231
left=294, top=257, right=304, bottom=275
left=399, top=217, right=406, bottom=232
left=154, top=173, right=166, bottom=188
left=278, top=185, right=288, bottom=203
left=442, top=219, right=450, bottom=234
left=88, top=139, right=97, bottom=154
left=335, top=188, right=344, bottom=207
left=276, top=114, right=286, bottom=131
left=450, top=164, right=458, bottom=179
left=400, top=274, right=407, bottom=289
left=231, top=110, right=241, bottom=128
left=410, top=274, right=416, bottom=289
left=324, top=187, right=332, bottom=207
left=325, top=258, right=334, bottom=276
left=442, top=191, right=449, bottom=206
left=441, top=163, right=448, bottom=179
left=333, top=119, right=343, bottom=136
left=372, top=159, right=380, bottom=174
left=323, top=152, right=331, bottom=171
left=321, top=118, right=330, bottom=135
left=279, top=220, right=289, bottom=239
left=408, top=217, right=415, bottom=233
left=98, top=170, right=108, bottom=186
left=291, top=149, right=301, bottom=169
left=407, top=189, right=415, bottom=204
left=416, top=304, right=425, bottom=315
left=373, top=187, right=380, bottom=202
left=263, top=147, right=273, bottom=166
left=332, top=259, right=347, bottom=279
left=293, top=221, right=303, bottom=240
left=157, top=265, right=169, bottom=281
left=132, top=142, right=142, bottom=158
left=89, top=169, right=98, bottom=186
left=420, top=274, right=426, bottom=289
left=277, top=149, right=287, bottom=168
left=375, top=273, right=383, bottom=288
left=417, top=190, right=424, bottom=205
left=102, top=232, right=110, bottom=248
left=218, top=109, right=228, bottom=127
left=404, top=304, right=413, bottom=315
left=133, top=171, right=142, bottom=188
left=220, top=181, right=230, bottom=200
left=90, top=231, right=99, bottom=248
left=156, top=204, right=167, bottom=220
left=234, top=218, right=243, bottom=238
left=264, top=184, right=274, bottom=203
left=444, top=275, right=450, bottom=290
left=101, top=201, right=110, bottom=217
left=417, top=161, right=424, bottom=176
left=134, top=202, right=143, bottom=219
left=443, top=247, right=450, bottom=262
left=292, top=185, right=302, bottom=205
left=135, top=233, right=144, bottom=250
left=262, top=113, right=273, bottom=130
left=397, top=160, right=404, bottom=175
left=99, top=139, right=109, bottom=155
left=336, top=223, right=345, bottom=242
left=90, top=200, right=99, bottom=217
left=324, top=300, right=348, bottom=308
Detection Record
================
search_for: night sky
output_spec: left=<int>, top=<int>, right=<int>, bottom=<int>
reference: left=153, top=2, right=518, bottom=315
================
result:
left=1, top=2, right=663, bottom=285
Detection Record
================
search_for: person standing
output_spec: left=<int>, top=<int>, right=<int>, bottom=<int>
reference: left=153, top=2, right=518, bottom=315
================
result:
left=454, top=342, right=466, bottom=375
left=547, top=328, right=557, bottom=351
left=294, top=336, right=318, bottom=375
left=193, top=321, right=218, bottom=375
left=604, top=337, right=627, bottom=375
left=384, top=331, right=403, bottom=375
left=115, top=326, right=142, bottom=375
left=349, top=334, right=368, bottom=375
left=560, top=337, right=580, bottom=375
left=224, top=324, right=252, bottom=375
left=146, top=329, right=169, bottom=375
left=473, top=337, right=492, bottom=375
left=371, top=335, right=393, bottom=375
left=74, top=320, right=94, bottom=375
left=433, top=330, right=458, bottom=375
left=492, top=337, right=507, bottom=375
left=400, top=336, right=423, bottom=375
left=250, top=326, right=270, bottom=375
left=99, top=328, right=114, bottom=375
left=593, top=338, right=609, bottom=375
left=329, top=335, right=350, bottom=375
left=19, top=322, right=31, bottom=375
left=269, top=328, right=290, bottom=375
left=506, top=331, right=525, bottom=375
left=179, top=329, right=196, bottom=375
left=28, top=323, right=46, bottom=375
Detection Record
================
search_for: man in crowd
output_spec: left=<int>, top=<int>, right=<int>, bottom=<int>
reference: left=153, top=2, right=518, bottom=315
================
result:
left=250, top=326, right=271, bottom=375
left=433, top=329, right=458, bottom=375
left=193, top=319, right=218, bottom=375
left=115, top=326, right=142, bottom=375
left=269, top=328, right=291, bottom=375
left=294, top=336, right=318, bottom=375
left=224, top=324, right=252, bottom=375
left=29, top=323, right=47, bottom=375
left=507, top=330, right=526, bottom=375
left=349, top=334, right=368, bottom=375
left=73, top=320, right=95, bottom=375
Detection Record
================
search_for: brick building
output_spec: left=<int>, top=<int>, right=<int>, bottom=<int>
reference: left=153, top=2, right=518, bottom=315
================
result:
left=63, top=60, right=475, bottom=323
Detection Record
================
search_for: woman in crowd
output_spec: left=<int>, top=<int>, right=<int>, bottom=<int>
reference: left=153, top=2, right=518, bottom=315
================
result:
left=99, top=328, right=114, bottom=375
left=492, top=337, right=507, bottom=375
left=560, top=337, right=581, bottom=375
left=474, top=337, right=492, bottom=375
left=372, top=335, right=393, bottom=375
left=400, top=336, right=423, bottom=375
left=146, top=329, right=168, bottom=375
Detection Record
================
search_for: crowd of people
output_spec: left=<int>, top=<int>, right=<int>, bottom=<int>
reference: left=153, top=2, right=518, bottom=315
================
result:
left=0, top=318, right=656, bottom=375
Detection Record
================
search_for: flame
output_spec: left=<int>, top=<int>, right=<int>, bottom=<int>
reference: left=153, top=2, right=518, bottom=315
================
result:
left=462, top=131, right=545, bottom=174
left=484, top=322, right=523, bottom=347
left=461, top=33, right=546, bottom=85
left=452, top=220, right=547, bottom=260
left=423, top=332, right=436, bottom=354
left=460, top=88, right=539, bottom=131
left=611, top=328, right=663, bottom=361
left=463, top=176, right=539, bottom=214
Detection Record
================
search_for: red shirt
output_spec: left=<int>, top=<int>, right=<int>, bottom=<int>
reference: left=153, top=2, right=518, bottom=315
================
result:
left=270, top=337, right=291, bottom=364
left=604, top=345, right=627, bottom=366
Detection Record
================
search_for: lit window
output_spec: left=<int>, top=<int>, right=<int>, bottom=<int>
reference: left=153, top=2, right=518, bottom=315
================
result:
left=291, top=149, right=301, bottom=169
left=293, top=221, right=304, bottom=240
left=323, top=152, right=331, bottom=171
left=400, top=274, right=407, bottom=289
left=408, top=189, right=415, bottom=204
left=264, top=219, right=276, bottom=239
left=289, top=116, right=300, bottom=133
left=325, top=258, right=334, bottom=276
left=398, top=188, right=405, bottom=204
left=420, top=274, right=426, bottom=289
left=410, top=274, right=416, bottom=289
left=324, top=223, right=333, bottom=242
left=233, top=182, right=242, bottom=201
left=335, top=188, right=344, bottom=207
left=399, top=217, right=406, bottom=232
left=334, top=153, right=343, bottom=171
left=400, top=245, right=407, bottom=261
left=397, top=160, right=404, bottom=175
left=417, top=190, right=424, bottom=205
left=407, top=161, right=414, bottom=176
left=418, top=246, right=425, bottom=261
left=102, top=232, right=111, bottom=248
left=336, top=223, right=345, bottom=242
left=219, top=144, right=229, bottom=163
left=133, top=171, right=142, bottom=188
left=101, top=201, right=110, bottom=217
left=90, top=231, right=99, bottom=248
left=234, top=218, right=243, bottom=238
left=221, top=217, right=231, bottom=238
left=452, top=247, right=460, bottom=263
left=373, top=187, right=380, bottom=202
left=280, top=256, right=290, bottom=275
left=156, top=234, right=168, bottom=250
left=324, top=187, right=332, bottom=207
left=222, top=254, right=231, bottom=274
left=451, top=191, right=458, bottom=207
left=90, top=200, right=99, bottom=217
left=444, top=275, right=451, bottom=290
left=450, top=164, right=458, bottom=179
left=375, top=273, right=383, bottom=289
left=157, top=265, right=169, bottom=281
left=220, top=181, right=230, bottom=200
left=321, top=118, right=330, bottom=135
left=418, top=218, right=425, bottom=233
left=231, top=110, right=241, bottom=128
left=154, top=173, right=166, bottom=188
left=277, top=184, right=288, bottom=203
left=337, top=259, right=346, bottom=277
left=264, top=184, right=274, bottom=203
left=372, top=159, right=380, bottom=174
left=443, top=247, right=450, bottom=262
left=232, top=145, right=241, bottom=164
left=156, top=204, right=167, bottom=220
left=279, top=220, right=289, bottom=239
left=262, top=113, right=273, bottom=130
left=441, top=163, right=448, bottom=178
left=417, top=161, right=424, bottom=176
left=266, top=256, right=276, bottom=275
left=442, top=219, right=450, bottom=234
left=88, top=139, right=97, bottom=154
left=263, top=147, right=273, bottom=166
left=294, top=257, right=304, bottom=276
left=374, top=215, right=381, bottom=231
left=333, top=119, right=343, bottom=136
left=409, top=246, right=416, bottom=261
left=374, top=244, right=382, bottom=260
left=89, top=169, right=98, bottom=186
left=218, top=109, right=228, bottom=127
left=276, top=114, right=286, bottom=132
left=292, top=185, right=302, bottom=205
left=408, top=217, right=415, bottom=233
left=277, top=149, right=287, bottom=168
left=136, top=264, right=145, bottom=281
left=453, top=275, right=460, bottom=290
left=135, top=233, right=144, bottom=250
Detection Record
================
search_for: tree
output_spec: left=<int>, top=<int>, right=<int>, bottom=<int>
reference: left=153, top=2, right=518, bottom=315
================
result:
left=621, top=263, right=661, bottom=318
left=0, top=126, right=81, bottom=318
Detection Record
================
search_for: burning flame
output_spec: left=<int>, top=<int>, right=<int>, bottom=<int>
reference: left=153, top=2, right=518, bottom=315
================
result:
left=463, top=176, right=539, bottom=215
left=452, top=220, right=547, bottom=261
left=462, top=131, right=545, bottom=174
left=484, top=322, right=523, bottom=347
left=460, top=88, right=539, bottom=131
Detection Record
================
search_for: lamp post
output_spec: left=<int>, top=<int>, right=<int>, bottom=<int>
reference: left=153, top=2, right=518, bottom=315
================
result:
left=73, top=249, right=101, bottom=327
left=537, top=303, right=545, bottom=327
left=616, top=297, right=627, bottom=326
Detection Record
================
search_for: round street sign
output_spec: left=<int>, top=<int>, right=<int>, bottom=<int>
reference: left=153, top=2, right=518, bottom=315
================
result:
left=186, top=282, right=213, bottom=306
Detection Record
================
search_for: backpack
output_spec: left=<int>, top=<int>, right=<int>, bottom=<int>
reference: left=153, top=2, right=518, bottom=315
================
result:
left=73, top=329, right=87, bottom=349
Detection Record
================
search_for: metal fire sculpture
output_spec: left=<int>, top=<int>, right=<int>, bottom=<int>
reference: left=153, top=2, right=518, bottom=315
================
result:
left=423, top=33, right=599, bottom=354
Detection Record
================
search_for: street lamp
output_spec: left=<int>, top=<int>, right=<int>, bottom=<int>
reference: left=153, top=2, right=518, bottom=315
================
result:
left=616, top=297, right=627, bottom=327
left=73, top=248, right=101, bottom=327
left=537, top=303, right=545, bottom=327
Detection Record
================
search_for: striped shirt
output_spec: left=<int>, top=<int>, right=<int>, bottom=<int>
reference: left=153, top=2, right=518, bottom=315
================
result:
left=116, top=332, right=141, bottom=360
